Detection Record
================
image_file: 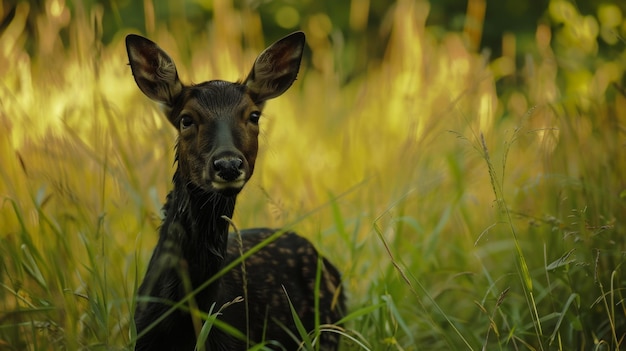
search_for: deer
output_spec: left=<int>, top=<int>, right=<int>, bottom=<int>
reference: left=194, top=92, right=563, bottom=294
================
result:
left=125, top=32, right=345, bottom=351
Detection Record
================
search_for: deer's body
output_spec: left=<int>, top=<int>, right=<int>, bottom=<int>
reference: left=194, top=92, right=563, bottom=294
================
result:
left=126, top=33, right=344, bottom=350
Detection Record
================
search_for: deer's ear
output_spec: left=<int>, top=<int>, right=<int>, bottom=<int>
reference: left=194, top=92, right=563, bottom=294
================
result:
left=244, top=32, right=305, bottom=104
left=126, top=34, right=183, bottom=106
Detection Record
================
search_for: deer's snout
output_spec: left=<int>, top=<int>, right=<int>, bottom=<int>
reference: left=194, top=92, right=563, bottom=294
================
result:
left=213, top=155, right=244, bottom=182
left=209, top=152, right=247, bottom=194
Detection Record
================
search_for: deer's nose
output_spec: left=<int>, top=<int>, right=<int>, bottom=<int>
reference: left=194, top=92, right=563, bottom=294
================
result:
left=213, top=156, right=243, bottom=181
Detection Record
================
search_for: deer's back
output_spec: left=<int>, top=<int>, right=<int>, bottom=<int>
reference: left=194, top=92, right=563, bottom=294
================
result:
left=215, top=228, right=344, bottom=350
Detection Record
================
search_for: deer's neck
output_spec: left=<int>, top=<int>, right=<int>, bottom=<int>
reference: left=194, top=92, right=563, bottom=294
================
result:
left=139, top=170, right=236, bottom=305
left=134, top=171, right=237, bottom=350
left=162, top=170, right=236, bottom=282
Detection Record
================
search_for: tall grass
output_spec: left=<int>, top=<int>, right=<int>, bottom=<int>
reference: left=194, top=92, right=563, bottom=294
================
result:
left=1, top=0, right=625, bottom=350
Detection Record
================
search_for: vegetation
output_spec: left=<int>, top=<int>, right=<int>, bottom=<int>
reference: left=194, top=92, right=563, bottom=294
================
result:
left=1, top=0, right=625, bottom=349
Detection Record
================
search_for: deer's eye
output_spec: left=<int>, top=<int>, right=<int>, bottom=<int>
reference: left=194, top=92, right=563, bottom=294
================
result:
left=180, top=115, right=194, bottom=130
left=249, top=111, right=261, bottom=124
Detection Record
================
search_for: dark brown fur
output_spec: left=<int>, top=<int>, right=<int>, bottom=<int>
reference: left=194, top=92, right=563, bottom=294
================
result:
left=127, top=33, right=345, bottom=350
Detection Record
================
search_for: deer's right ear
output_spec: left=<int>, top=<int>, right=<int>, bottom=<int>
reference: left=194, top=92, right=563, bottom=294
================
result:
left=244, top=31, right=305, bottom=104
left=125, top=34, right=183, bottom=106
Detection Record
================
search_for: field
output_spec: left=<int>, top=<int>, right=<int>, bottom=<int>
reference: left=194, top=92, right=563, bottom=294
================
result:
left=1, top=0, right=625, bottom=350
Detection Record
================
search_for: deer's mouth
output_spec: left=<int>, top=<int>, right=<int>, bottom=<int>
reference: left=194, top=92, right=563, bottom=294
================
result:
left=207, top=168, right=247, bottom=195
left=204, top=153, right=249, bottom=194
left=210, top=182, right=245, bottom=197
left=196, top=163, right=247, bottom=195
left=211, top=178, right=246, bottom=193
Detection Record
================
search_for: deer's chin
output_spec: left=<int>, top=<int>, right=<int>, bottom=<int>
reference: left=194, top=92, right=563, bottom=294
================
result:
left=211, top=180, right=246, bottom=196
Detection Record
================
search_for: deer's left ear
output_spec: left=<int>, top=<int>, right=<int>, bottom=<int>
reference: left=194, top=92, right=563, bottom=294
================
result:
left=126, top=34, right=183, bottom=106
left=244, top=32, right=305, bottom=104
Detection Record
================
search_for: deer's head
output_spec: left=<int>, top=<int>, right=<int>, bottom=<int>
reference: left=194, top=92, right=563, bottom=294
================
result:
left=126, top=32, right=305, bottom=196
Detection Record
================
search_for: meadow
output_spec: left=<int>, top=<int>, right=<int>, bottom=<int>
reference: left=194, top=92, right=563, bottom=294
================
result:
left=1, top=0, right=625, bottom=350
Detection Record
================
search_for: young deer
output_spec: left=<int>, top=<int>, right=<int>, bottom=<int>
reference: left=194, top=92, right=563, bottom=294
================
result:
left=126, top=32, right=344, bottom=350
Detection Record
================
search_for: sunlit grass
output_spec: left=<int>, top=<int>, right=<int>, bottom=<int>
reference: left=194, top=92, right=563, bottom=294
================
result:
left=1, top=0, right=625, bottom=350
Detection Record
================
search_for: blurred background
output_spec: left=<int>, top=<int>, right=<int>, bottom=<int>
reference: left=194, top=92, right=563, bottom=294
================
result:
left=1, top=0, right=625, bottom=349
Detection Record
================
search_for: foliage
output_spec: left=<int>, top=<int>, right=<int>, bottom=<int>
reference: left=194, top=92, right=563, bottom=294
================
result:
left=1, top=0, right=625, bottom=350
